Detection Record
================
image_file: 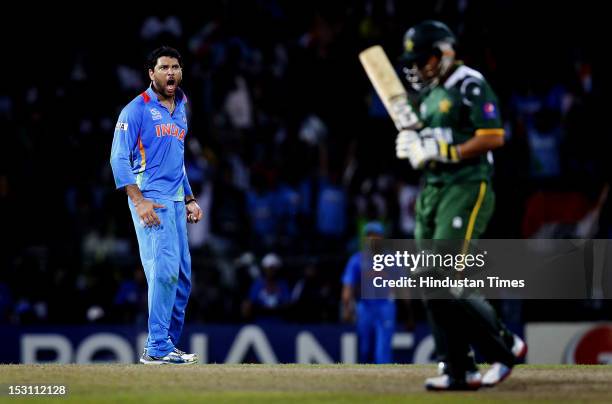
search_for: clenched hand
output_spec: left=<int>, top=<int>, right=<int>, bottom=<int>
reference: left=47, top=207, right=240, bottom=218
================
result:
left=186, top=200, right=203, bottom=224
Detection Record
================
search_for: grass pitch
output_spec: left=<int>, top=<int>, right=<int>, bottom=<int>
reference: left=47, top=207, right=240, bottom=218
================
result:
left=1, top=364, right=611, bottom=403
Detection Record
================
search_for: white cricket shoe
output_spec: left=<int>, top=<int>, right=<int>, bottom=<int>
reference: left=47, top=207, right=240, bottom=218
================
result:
left=173, top=347, right=199, bottom=362
left=425, top=371, right=482, bottom=391
left=481, top=362, right=512, bottom=386
left=510, top=334, right=528, bottom=359
left=140, top=349, right=198, bottom=365
left=482, top=334, right=527, bottom=387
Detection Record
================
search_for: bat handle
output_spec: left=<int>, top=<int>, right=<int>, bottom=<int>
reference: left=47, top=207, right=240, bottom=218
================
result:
left=390, top=99, right=421, bottom=131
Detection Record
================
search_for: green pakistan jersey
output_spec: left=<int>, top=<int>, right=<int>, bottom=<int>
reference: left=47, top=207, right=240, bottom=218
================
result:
left=417, top=63, right=505, bottom=185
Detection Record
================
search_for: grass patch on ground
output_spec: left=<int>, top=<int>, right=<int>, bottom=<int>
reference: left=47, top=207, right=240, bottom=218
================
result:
left=1, top=364, right=611, bottom=403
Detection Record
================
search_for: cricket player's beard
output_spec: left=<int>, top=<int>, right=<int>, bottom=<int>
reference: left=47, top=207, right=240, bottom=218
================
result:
left=152, top=77, right=181, bottom=100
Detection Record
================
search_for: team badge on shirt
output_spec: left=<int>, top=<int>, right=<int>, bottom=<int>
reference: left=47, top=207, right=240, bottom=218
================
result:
left=150, top=108, right=162, bottom=121
left=483, top=102, right=497, bottom=119
left=439, top=99, right=452, bottom=113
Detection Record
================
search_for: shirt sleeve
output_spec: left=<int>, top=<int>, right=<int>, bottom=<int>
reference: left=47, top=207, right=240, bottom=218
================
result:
left=342, top=254, right=360, bottom=286
left=181, top=95, right=194, bottom=197
left=182, top=165, right=193, bottom=198
left=110, top=103, right=142, bottom=189
left=463, top=79, right=505, bottom=134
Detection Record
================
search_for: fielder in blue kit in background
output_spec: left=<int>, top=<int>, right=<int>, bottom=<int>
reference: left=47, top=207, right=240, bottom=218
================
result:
left=110, top=46, right=202, bottom=365
left=341, top=222, right=396, bottom=363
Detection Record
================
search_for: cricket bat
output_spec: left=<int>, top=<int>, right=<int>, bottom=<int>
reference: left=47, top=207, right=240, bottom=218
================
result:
left=359, top=45, right=421, bottom=130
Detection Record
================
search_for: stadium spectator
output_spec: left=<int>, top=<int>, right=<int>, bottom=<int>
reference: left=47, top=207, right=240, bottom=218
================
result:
left=242, top=253, right=291, bottom=323
left=290, top=262, right=336, bottom=323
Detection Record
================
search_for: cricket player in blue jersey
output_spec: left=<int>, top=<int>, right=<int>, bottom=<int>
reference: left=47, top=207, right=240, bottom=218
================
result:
left=341, top=222, right=396, bottom=363
left=110, top=46, right=202, bottom=365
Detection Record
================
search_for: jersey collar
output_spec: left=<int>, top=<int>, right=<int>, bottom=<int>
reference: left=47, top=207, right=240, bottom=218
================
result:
left=441, top=62, right=464, bottom=88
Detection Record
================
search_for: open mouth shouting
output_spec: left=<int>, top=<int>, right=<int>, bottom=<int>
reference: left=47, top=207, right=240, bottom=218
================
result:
left=166, top=78, right=176, bottom=95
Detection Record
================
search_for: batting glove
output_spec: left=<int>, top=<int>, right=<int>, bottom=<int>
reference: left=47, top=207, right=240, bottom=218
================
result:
left=396, top=129, right=460, bottom=169
left=396, top=129, right=425, bottom=169
left=420, top=135, right=460, bottom=165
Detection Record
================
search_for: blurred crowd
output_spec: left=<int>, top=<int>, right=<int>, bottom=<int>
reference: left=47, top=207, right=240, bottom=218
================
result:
left=0, top=1, right=608, bottom=326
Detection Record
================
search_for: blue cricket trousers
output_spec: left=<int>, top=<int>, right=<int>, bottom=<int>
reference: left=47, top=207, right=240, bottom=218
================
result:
left=129, top=198, right=192, bottom=357
left=356, top=300, right=396, bottom=364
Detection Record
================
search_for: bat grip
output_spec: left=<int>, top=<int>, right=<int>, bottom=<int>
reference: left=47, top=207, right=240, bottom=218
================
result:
left=390, top=99, right=421, bottom=131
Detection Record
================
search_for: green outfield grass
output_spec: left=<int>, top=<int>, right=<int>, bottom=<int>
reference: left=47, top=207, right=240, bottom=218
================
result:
left=1, top=364, right=611, bottom=403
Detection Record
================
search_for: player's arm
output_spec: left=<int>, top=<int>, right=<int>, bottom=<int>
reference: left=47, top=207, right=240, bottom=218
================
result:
left=183, top=165, right=203, bottom=224
left=456, top=130, right=504, bottom=159
left=180, top=96, right=203, bottom=224
left=458, top=80, right=506, bottom=158
left=110, top=106, right=140, bottom=189
left=404, top=125, right=504, bottom=165
left=340, top=256, right=359, bottom=322
left=110, top=105, right=165, bottom=226
left=183, top=165, right=194, bottom=202
left=397, top=80, right=505, bottom=168
left=124, top=185, right=165, bottom=227
left=341, top=284, right=355, bottom=322
left=397, top=125, right=504, bottom=168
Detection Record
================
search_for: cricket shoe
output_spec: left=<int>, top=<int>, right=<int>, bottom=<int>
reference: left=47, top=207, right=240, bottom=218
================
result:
left=142, top=347, right=199, bottom=363
left=140, top=349, right=198, bottom=365
left=482, top=334, right=527, bottom=387
left=509, top=333, right=528, bottom=360
left=436, top=360, right=479, bottom=375
left=172, top=347, right=198, bottom=363
left=425, top=371, right=482, bottom=391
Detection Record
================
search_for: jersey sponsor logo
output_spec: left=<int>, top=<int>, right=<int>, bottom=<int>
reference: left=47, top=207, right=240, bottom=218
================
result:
left=155, top=123, right=186, bottom=141
left=150, top=108, right=162, bottom=121
left=115, top=122, right=129, bottom=131
left=483, top=102, right=497, bottom=119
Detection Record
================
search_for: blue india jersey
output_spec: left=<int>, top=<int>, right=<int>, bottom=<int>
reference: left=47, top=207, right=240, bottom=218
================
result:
left=342, top=252, right=394, bottom=305
left=110, top=86, right=193, bottom=201
left=342, top=252, right=363, bottom=289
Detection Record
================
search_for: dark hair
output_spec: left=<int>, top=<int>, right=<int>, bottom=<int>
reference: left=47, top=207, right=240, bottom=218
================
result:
left=146, top=46, right=183, bottom=71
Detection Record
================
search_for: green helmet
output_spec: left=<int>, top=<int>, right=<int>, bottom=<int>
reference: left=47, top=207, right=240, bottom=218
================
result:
left=402, top=20, right=456, bottom=67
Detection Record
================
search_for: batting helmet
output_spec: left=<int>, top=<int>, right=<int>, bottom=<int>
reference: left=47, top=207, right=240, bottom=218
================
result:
left=402, top=20, right=456, bottom=67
